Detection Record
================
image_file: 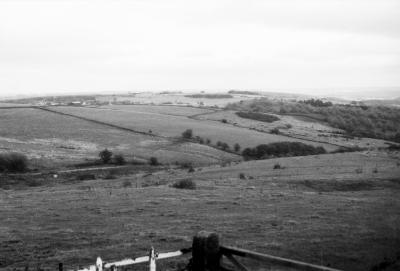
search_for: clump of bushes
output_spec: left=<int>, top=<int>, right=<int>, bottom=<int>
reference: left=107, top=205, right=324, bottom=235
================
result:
left=114, top=154, right=126, bottom=165
left=273, top=163, right=281, bottom=169
left=234, top=143, right=241, bottom=152
left=172, top=179, right=196, bottom=190
left=99, top=149, right=113, bottom=164
left=239, top=173, right=246, bottom=179
left=270, top=128, right=280, bottom=134
left=0, top=153, right=28, bottom=173
left=242, top=142, right=326, bottom=160
left=217, top=141, right=230, bottom=150
left=236, top=111, right=279, bottom=123
left=77, top=174, right=96, bottom=181
left=149, top=157, right=159, bottom=166
left=182, top=129, right=193, bottom=139
left=122, top=180, right=132, bottom=187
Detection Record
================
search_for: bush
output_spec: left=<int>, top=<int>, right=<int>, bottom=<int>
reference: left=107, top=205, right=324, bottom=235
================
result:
left=273, top=163, right=281, bottom=169
left=182, top=129, right=193, bottom=139
left=77, top=174, right=96, bottom=181
left=239, top=173, right=246, bottom=179
left=104, top=173, right=116, bottom=180
left=270, top=128, right=280, bottom=134
left=221, top=119, right=228, bottom=123
left=114, top=154, right=126, bottom=165
left=172, top=179, right=196, bottom=190
left=188, top=166, right=195, bottom=173
left=234, top=143, right=241, bottom=152
left=0, top=153, right=28, bottom=173
left=206, top=138, right=211, bottom=144
left=99, top=149, right=113, bottom=164
left=149, top=157, right=159, bottom=166
left=217, top=141, right=229, bottom=151
left=122, top=180, right=132, bottom=187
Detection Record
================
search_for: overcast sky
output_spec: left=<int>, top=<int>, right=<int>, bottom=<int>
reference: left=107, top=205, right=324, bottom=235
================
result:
left=0, top=0, right=399, bottom=97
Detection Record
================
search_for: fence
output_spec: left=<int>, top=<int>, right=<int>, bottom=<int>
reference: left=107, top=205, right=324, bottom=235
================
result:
left=61, top=231, right=341, bottom=271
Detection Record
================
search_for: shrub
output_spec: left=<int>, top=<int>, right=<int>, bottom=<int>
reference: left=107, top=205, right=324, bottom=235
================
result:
left=217, top=141, right=229, bottom=151
left=273, top=163, right=281, bottom=169
left=239, top=173, right=246, bottom=179
left=221, top=119, right=228, bottom=123
left=270, top=128, right=280, bottom=134
left=0, top=153, right=28, bottom=173
left=114, top=154, right=126, bottom=165
left=179, top=162, right=193, bottom=169
left=188, top=166, right=195, bottom=173
left=206, top=138, right=211, bottom=144
left=104, top=173, right=116, bottom=180
left=99, top=149, right=113, bottom=164
left=182, top=129, right=193, bottom=139
left=122, top=180, right=132, bottom=187
left=172, top=179, right=196, bottom=190
left=77, top=174, right=96, bottom=181
left=149, top=157, right=159, bottom=166
left=234, top=143, right=241, bottom=152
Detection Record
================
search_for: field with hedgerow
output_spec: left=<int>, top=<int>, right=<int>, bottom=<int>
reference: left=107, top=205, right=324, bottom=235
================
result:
left=0, top=108, right=238, bottom=168
left=1, top=95, right=400, bottom=271
left=49, top=106, right=338, bottom=151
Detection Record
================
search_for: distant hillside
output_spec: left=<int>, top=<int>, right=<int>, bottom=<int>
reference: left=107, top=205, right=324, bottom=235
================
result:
left=4, top=95, right=96, bottom=104
left=227, top=98, right=400, bottom=143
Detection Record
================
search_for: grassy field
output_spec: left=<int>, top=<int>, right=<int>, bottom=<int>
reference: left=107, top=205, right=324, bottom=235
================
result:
left=97, top=104, right=215, bottom=117
left=1, top=152, right=399, bottom=270
left=0, top=108, right=238, bottom=168
left=193, top=110, right=390, bottom=149
left=50, top=106, right=339, bottom=152
left=1, top=103, right=399, bottom=271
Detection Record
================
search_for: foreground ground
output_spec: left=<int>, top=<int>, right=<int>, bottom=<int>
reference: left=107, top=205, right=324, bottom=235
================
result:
left=1, top=152, right=399, bottom=271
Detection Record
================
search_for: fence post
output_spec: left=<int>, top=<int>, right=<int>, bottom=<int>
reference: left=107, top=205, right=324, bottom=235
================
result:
left=149, top=247, right=156, bottom=271
left=96, top=257, right=103, bottom=271
left=192, top=231, right=221, bottom=271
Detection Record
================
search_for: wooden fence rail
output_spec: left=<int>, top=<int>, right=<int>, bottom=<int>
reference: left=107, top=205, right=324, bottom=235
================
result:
left=62, top=231, right=342, bottom=271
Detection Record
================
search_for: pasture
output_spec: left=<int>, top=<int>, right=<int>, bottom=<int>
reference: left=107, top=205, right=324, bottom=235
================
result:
left=50, top=106, right=338, bottom=152
left=0, top=108, right=238, bottom=168
left=0, top=152, right=399, bottom=270
left=193, top=110, right=390, bottom=149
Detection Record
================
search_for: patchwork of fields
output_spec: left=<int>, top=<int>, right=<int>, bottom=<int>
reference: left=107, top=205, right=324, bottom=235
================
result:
left=1, top=103, right=399, bottom=271
left=49, top=106, right=339, bottom=151
left=0, top=108, right=238, bottom=168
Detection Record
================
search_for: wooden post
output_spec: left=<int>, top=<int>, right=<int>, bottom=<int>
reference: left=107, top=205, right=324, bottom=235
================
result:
left=192, top=231, right=221, bottom=271
left=96, top=257, right=103, bottom=271
left=149, top=247, right=156, bottom=271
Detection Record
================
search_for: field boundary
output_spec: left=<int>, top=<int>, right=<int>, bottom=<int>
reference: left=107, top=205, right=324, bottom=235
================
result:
left=35, top=106, right=242, bottom=160
left=190, top=111, right=348, bottom=150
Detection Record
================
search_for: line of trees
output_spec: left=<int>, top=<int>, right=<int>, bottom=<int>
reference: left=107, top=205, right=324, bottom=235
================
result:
left=242, top=142, right=326, bottom=160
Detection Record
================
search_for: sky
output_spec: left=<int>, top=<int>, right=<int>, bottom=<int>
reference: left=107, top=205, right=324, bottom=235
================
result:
left=0, top=0, right=399, bottom=98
